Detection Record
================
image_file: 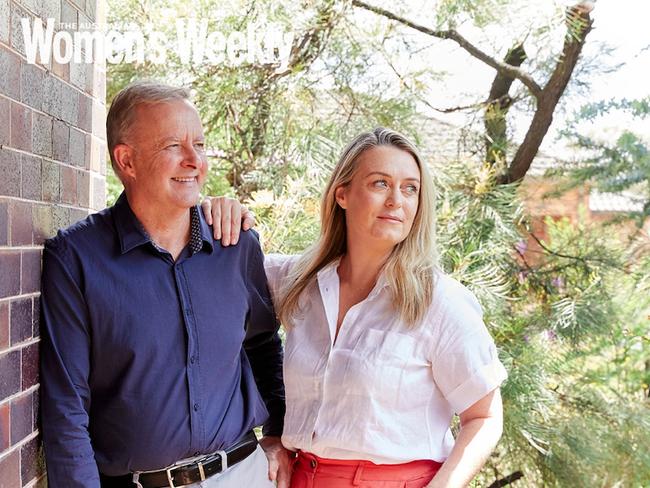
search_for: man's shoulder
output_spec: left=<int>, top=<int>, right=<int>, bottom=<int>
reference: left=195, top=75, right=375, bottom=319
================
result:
left=45, top=206, right=115, bottom=255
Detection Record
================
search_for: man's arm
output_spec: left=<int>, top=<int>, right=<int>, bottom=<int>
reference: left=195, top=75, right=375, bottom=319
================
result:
left=40, top=240, right=100, bottom=488
left=242, top=231, right=285, bottom=437
left=242, top=232, right=292, bottom=488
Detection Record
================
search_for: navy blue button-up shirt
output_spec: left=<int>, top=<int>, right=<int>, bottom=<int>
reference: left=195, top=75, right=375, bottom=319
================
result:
left=40, top=193, right=285, bottom=487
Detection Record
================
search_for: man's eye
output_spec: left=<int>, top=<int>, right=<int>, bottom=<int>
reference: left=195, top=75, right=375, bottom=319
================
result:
left=166, top=144, right=180, bottom=149
left=194, top=143, right=205, bottom=150
left=373, top=180, right=388, bottom=188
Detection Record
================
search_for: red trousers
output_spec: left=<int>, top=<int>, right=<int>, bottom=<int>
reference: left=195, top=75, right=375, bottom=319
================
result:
left=290, top=452, right=442, bottom=488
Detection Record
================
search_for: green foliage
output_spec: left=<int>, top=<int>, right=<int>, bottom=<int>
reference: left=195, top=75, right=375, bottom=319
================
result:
left=552, top=97, right=650, bottom=225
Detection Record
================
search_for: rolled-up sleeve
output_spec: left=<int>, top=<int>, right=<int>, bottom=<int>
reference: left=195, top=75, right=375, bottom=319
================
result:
left=430, top=283, right=508, bottom=415
left=40, top=238, right=100, bottom=488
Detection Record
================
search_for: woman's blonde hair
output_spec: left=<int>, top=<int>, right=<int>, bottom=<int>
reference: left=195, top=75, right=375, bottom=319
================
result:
left=278, top=127, right=438, bottom=328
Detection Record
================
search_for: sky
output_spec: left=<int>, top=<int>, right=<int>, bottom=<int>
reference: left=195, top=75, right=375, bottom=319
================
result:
left=349, top=0, right=650, bottom=157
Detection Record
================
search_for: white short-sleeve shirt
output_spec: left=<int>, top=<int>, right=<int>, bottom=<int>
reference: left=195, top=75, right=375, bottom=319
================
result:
left=264, top=254, right=507, bottom=464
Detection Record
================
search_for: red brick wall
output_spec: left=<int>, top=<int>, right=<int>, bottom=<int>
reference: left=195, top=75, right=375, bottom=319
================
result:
left=0, top=1, right=106, bottom=486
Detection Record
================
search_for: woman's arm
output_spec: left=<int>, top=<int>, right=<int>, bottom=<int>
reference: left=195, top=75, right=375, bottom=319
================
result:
left=427, top=389, right=503, bottom=488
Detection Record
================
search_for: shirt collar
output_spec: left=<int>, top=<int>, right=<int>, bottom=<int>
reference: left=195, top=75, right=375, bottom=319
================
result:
left=113, top=192, right=214, bottom=255
left=316, top=256, right=390, bottom=298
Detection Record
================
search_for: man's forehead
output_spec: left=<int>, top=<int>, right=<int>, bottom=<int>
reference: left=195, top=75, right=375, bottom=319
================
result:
left=130, top=100, right=203, bottom=135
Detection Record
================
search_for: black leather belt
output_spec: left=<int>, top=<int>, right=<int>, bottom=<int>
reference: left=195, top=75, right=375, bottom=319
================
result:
left=100, top=431, right=258, bottom=488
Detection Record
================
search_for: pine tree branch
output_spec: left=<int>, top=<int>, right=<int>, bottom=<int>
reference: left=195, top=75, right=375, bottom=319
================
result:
left=351, top=0, right=542, bottom=98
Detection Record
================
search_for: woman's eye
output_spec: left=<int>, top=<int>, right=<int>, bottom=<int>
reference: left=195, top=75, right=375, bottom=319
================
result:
left=373, top=180, right=389, bottom=188
left=404, top=184, right=419, bottom=195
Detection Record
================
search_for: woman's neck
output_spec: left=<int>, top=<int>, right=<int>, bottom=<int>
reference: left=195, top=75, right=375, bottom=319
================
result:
left=338, top=240, right=392, bottom=288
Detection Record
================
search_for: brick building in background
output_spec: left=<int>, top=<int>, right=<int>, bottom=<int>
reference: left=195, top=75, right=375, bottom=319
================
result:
left=0, top=0, right=106, bottom=486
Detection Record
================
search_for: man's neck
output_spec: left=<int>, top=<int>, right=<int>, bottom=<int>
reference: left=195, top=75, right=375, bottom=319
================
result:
left=126, top=194, right=192, bottom=260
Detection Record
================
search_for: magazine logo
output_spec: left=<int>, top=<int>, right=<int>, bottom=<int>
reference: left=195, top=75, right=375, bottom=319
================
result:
left=21, top=18, right=295, bottom=70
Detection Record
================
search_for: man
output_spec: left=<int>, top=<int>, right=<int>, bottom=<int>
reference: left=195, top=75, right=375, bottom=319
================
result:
left=40, top=81, right=291, bottom=488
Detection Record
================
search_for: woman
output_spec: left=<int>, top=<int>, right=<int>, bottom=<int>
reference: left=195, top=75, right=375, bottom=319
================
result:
left=206, top=128, right=507, bottom=487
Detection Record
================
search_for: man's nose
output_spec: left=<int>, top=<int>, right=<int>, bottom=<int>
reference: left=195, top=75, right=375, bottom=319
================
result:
left=181, top=144, right=203, bottom=167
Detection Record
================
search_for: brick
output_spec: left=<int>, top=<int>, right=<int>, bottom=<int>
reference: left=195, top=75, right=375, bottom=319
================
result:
left=61, top=0, right=78, bottom=25
left=52, top=119, right=70, bottom=163
left=0, top=97, right=9, bottom=145
left=60, top=83, right=79, bottom=126
left=60, top=165, right=77, bottom=205
left=85, top=0, right=97, bottom=21
left=42, top=0, right=61, bottom=23
left=77, top=170, right=90, bottom=207
left=0, top=201, right=7, bottom=246
left=32, top=205, right=55, bottom=244
left=20, top=62, right=44, bottom=111
left=10, top=102, right=32, bottom=152
left=21, top=434, right=45, bottom=483
left=77, top=92, right=92, bottom=132
left=51, top=55, right=70, bottom=83
left=84, top=60, right=94, bottom=95
left=0, top=149, right=21, bottom=197
left=0, top=252, right=20, bottom=299
left=10, top=4, right=30, bottom=56
left=10, top=298, right=32, bottom=345
left=21, top=250, right=41, bottom=295
left=92, top=98, right=106, bottom=140
left=70, top=55, right=86, bottom=91
left=0, top=0, right=9, bottom=44
left=21, top=154, right=42, bottom=201
left=0, top=402, right=8, bottom=451
left=0, top=47, right=21, bottom=100
left=70, top=127, right=86, bottom=168
left=52, top=204, right=70, bottom=230
left=22, top=342, right=39, bottom=390
left=9, top=200, right=32, bottom=246
left=42, top=75, right=64, bottom=119
left=0, top=302, right=8, bottom=349
left=32, top=384, right=38, bottom=429
left=10, top=391, right=32, bottom=444
left=32, top=298, right=40, bottom=338
left=91, top=174, right=105, bottom=210
left=42, top=160, right=60, bottom=203
left=0, top=350, right=20, bottom=401
left=0, top=448, right=20, bottom=487
left=32, top=112, right=53, bottom=158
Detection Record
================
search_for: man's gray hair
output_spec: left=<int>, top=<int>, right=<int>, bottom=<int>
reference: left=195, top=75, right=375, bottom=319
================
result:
left=106, top=81, right=191, bottom=171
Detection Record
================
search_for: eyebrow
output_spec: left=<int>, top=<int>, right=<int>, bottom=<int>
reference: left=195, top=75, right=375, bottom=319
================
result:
left=365, top=171, right=420, bottom=182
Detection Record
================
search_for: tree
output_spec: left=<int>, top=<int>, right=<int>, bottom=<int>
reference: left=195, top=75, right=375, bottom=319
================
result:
left=351, top=0, right=595, bottom=184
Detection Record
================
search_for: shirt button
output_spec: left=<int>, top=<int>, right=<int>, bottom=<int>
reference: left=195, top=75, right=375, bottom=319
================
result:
left=310, top=459, right=317, bottom=469
left=193, top=403, right=199, bottom=411
left=194, top=451, right=200, bottom=456
left=190, top=356, right=195, bottom=364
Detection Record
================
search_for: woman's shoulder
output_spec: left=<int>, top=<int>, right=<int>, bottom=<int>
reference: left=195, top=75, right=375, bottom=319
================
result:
left=264, top=253, right=301, bottom=269
left=426, top=270, right=484, bottom=324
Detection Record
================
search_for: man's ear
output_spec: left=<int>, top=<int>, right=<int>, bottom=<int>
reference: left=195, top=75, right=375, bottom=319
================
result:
left=334, top=185, right=347, bottom=209
left=112, top=144, right=136, bottom=180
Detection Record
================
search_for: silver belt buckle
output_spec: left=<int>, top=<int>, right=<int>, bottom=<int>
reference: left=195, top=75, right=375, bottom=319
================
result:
left=216, top=449, right=228, bottom=472
left=165, top=466, right=176, bottom=488
left=198, top=460, right=206, bottom=481
left=131, top=472, right=144, bottom=488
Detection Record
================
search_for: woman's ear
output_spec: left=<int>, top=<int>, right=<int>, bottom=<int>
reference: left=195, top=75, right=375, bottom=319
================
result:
left=335, top=185, right=347, bottom=209
left=112, top=144, right=136, bottom=180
